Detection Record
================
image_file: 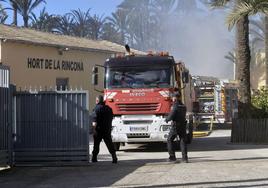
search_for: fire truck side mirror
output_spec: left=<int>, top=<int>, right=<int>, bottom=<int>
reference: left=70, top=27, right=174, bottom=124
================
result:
left=92, top=74, right=98, bottom=85
left=92, top=67, right=98, bottom=85
left=182, top=71, right=189, bottom=83
left=92, top=67, right=98, bottom=74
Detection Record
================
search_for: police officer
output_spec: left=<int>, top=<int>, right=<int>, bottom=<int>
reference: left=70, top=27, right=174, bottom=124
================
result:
left=91, top=95, right=118, bottom=163
left=165, top=92, right=188, bottom=163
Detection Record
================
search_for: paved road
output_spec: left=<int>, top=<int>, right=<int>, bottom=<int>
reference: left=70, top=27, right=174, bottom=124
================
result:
left=1, top=130, right=268, bottom=188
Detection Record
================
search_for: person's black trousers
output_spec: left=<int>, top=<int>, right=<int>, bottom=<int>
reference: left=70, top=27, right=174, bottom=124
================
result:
left=167, top=125, right=188, bottom=159
left=92, top=131, right=116, bottom=158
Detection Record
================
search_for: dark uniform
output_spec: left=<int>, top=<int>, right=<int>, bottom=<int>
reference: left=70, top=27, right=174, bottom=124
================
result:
left=92, top=99, right=117, bottom=163
left=165, top=99, right=188, bottom=162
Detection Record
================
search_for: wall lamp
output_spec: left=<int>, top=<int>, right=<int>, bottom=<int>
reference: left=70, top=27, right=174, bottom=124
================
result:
left=0, top=38, right=7, bottom=43
left=58, top=47, right=70, bottom=55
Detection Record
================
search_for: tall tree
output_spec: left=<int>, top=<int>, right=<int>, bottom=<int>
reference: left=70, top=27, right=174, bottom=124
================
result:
left=107, top=9, right=129, bottom=44
left=30, top=7, right=59, bottom=32
left=14, top=0, right=46, bottom=27
left=118, top=0, right=155, bottom=50
left=210, top=0, right=268, bottom=118
left=8, top=0, right=18, bottom=25
left=101, top=22, right=121, bottom=43
left=0, top=2, right=8, bottom=23
left=56, top=13, right=74, bottom=35
left=250, top=17, right=265, bottom=49
left=265, top=16, right=268, bottom=86
left=0, top=0, right=18, bottom=25
left=225, top=51, right=237, bottom=80
left=88, top=14, right=105, bottom=40
left=69, top=8, right=91, bottom=37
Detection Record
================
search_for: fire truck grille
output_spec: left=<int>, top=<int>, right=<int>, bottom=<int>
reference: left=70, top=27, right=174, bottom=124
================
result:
left=127, top=133, right=150, bottom=138
left=117, top=103, right=160, bottom=112
left=123, top=120, right=153, bottom=125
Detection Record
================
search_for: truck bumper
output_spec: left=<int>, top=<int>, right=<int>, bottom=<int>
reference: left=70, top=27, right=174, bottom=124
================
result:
left=111, top=115, right=171, bottom=143
left=112, top=132, right=170, bottom=143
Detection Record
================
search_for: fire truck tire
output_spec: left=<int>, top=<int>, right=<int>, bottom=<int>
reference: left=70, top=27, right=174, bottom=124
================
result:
left=113, top=142, right=120, bottom=151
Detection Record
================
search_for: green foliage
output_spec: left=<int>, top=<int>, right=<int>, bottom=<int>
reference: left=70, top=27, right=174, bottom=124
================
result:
left=251, top=87, right=268, bottom=118
left=14, top=0, right=46, bottom=27
left=208, top=0, right=268, bottom=30
left=227, top=0, right=268, bottom=30
left=1, top=0, right=201, bottom=50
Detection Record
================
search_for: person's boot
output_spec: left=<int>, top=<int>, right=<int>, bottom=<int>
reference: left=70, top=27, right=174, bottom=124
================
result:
left=91, top=155, right=98, bottom=163
left=167, top=155, right=176, bottom=162
left=112, top=153, right=118, bottom=164
left=181, top=155, right=188, bottom=163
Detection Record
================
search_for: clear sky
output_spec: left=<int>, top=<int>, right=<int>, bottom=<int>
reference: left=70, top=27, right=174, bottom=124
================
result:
left=41, top=0, right=123, bottom=16
left=4, top=0, right=123, bottom=25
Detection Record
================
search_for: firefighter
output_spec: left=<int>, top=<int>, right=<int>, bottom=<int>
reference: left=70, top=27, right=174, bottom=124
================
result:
left=165, top=92, right=188, bottom=163
left=91, top=95, right=118, bottom=163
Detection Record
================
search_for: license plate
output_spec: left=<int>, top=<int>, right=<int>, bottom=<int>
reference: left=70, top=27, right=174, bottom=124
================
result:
left=130, top=126, right=148, bottom=132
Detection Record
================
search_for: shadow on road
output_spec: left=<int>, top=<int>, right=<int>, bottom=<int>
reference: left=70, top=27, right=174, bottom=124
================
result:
left=190, top=136, right=268, bottom=152
left=120, top=136, right=268, bottom=153
left=0, top=158, right=173, bottom=188
left=121, top=142, right=167, bottom=152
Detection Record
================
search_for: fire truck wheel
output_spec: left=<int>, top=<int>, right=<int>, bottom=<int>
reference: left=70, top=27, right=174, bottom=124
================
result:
left=113, top=142, right=121, bottom=151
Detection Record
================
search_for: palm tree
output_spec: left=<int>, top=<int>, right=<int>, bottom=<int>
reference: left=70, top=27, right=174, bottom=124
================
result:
left=0, top=0, right=18, bottom=25
left=107, top=9, right=129, bottom=44
left=30, top=7, right=59, bottom=32
left=5, top=0, right=18, bottom=25
left=69, top=8, right=91, bottom=37
left=14, top=0, right=46, bottom=27
left=56, top=13, right=74, bottom=35
left=225, top=51, right=237, bottom=80
left=118, top=0, right=154, bottom=50
left=88, top=14, right=105, bottom=40
left=210, top=0, right=268, bottom=118
left=265, top=16, right=268, bottom=86
left=101, top=22, right=121, bottom=43
left=0, top=2, right=8, bottom=23
left=250, top=17, right=265, bottom=50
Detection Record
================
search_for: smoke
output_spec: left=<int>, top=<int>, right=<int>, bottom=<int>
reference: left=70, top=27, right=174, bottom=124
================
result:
left=159, top=6, right=234, bottom=79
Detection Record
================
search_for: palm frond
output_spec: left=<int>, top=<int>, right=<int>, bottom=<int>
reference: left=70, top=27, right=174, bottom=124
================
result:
left=249, top=28, right=265, bottom=41
left=224, top=51, right=236, bottom=63
left=226, top=0, right=268, bottom=30
left=209, top=0, right=231, bottom=8
left=250, top=19, right=265, bottom=33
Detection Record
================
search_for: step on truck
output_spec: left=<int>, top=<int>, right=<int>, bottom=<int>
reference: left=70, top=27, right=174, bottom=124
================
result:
left=92, top=51, right=193, bottom=150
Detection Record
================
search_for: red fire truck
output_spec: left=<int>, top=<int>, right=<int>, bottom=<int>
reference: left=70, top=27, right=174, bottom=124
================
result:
left=92, top=52, right=193, bottom=150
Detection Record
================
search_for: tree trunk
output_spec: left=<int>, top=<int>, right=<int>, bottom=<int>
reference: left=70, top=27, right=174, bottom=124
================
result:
left=265, top=16, right=268, bottom=86
left=12, top=3, right=17, bottom=26
left=23, top=16, right=28, bottom=27
left=236, top=15, right=251, bottom=118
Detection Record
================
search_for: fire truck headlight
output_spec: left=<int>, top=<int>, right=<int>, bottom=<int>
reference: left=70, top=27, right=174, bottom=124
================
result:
left=161, top=125, right=171, bottom=132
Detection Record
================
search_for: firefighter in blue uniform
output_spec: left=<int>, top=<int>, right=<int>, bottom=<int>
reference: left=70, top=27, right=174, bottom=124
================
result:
left=165, top=92, right=188, bottom=163
left=91, top=95, right=118, bottom=163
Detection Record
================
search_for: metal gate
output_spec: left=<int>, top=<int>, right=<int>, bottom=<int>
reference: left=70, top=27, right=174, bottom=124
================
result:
left=13, top=89, right=90, bottom=166
left=0, top=65, right=12, bottom=166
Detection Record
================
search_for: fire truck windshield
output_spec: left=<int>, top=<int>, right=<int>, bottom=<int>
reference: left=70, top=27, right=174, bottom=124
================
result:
left=106, top=66, right=172, bottom=89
